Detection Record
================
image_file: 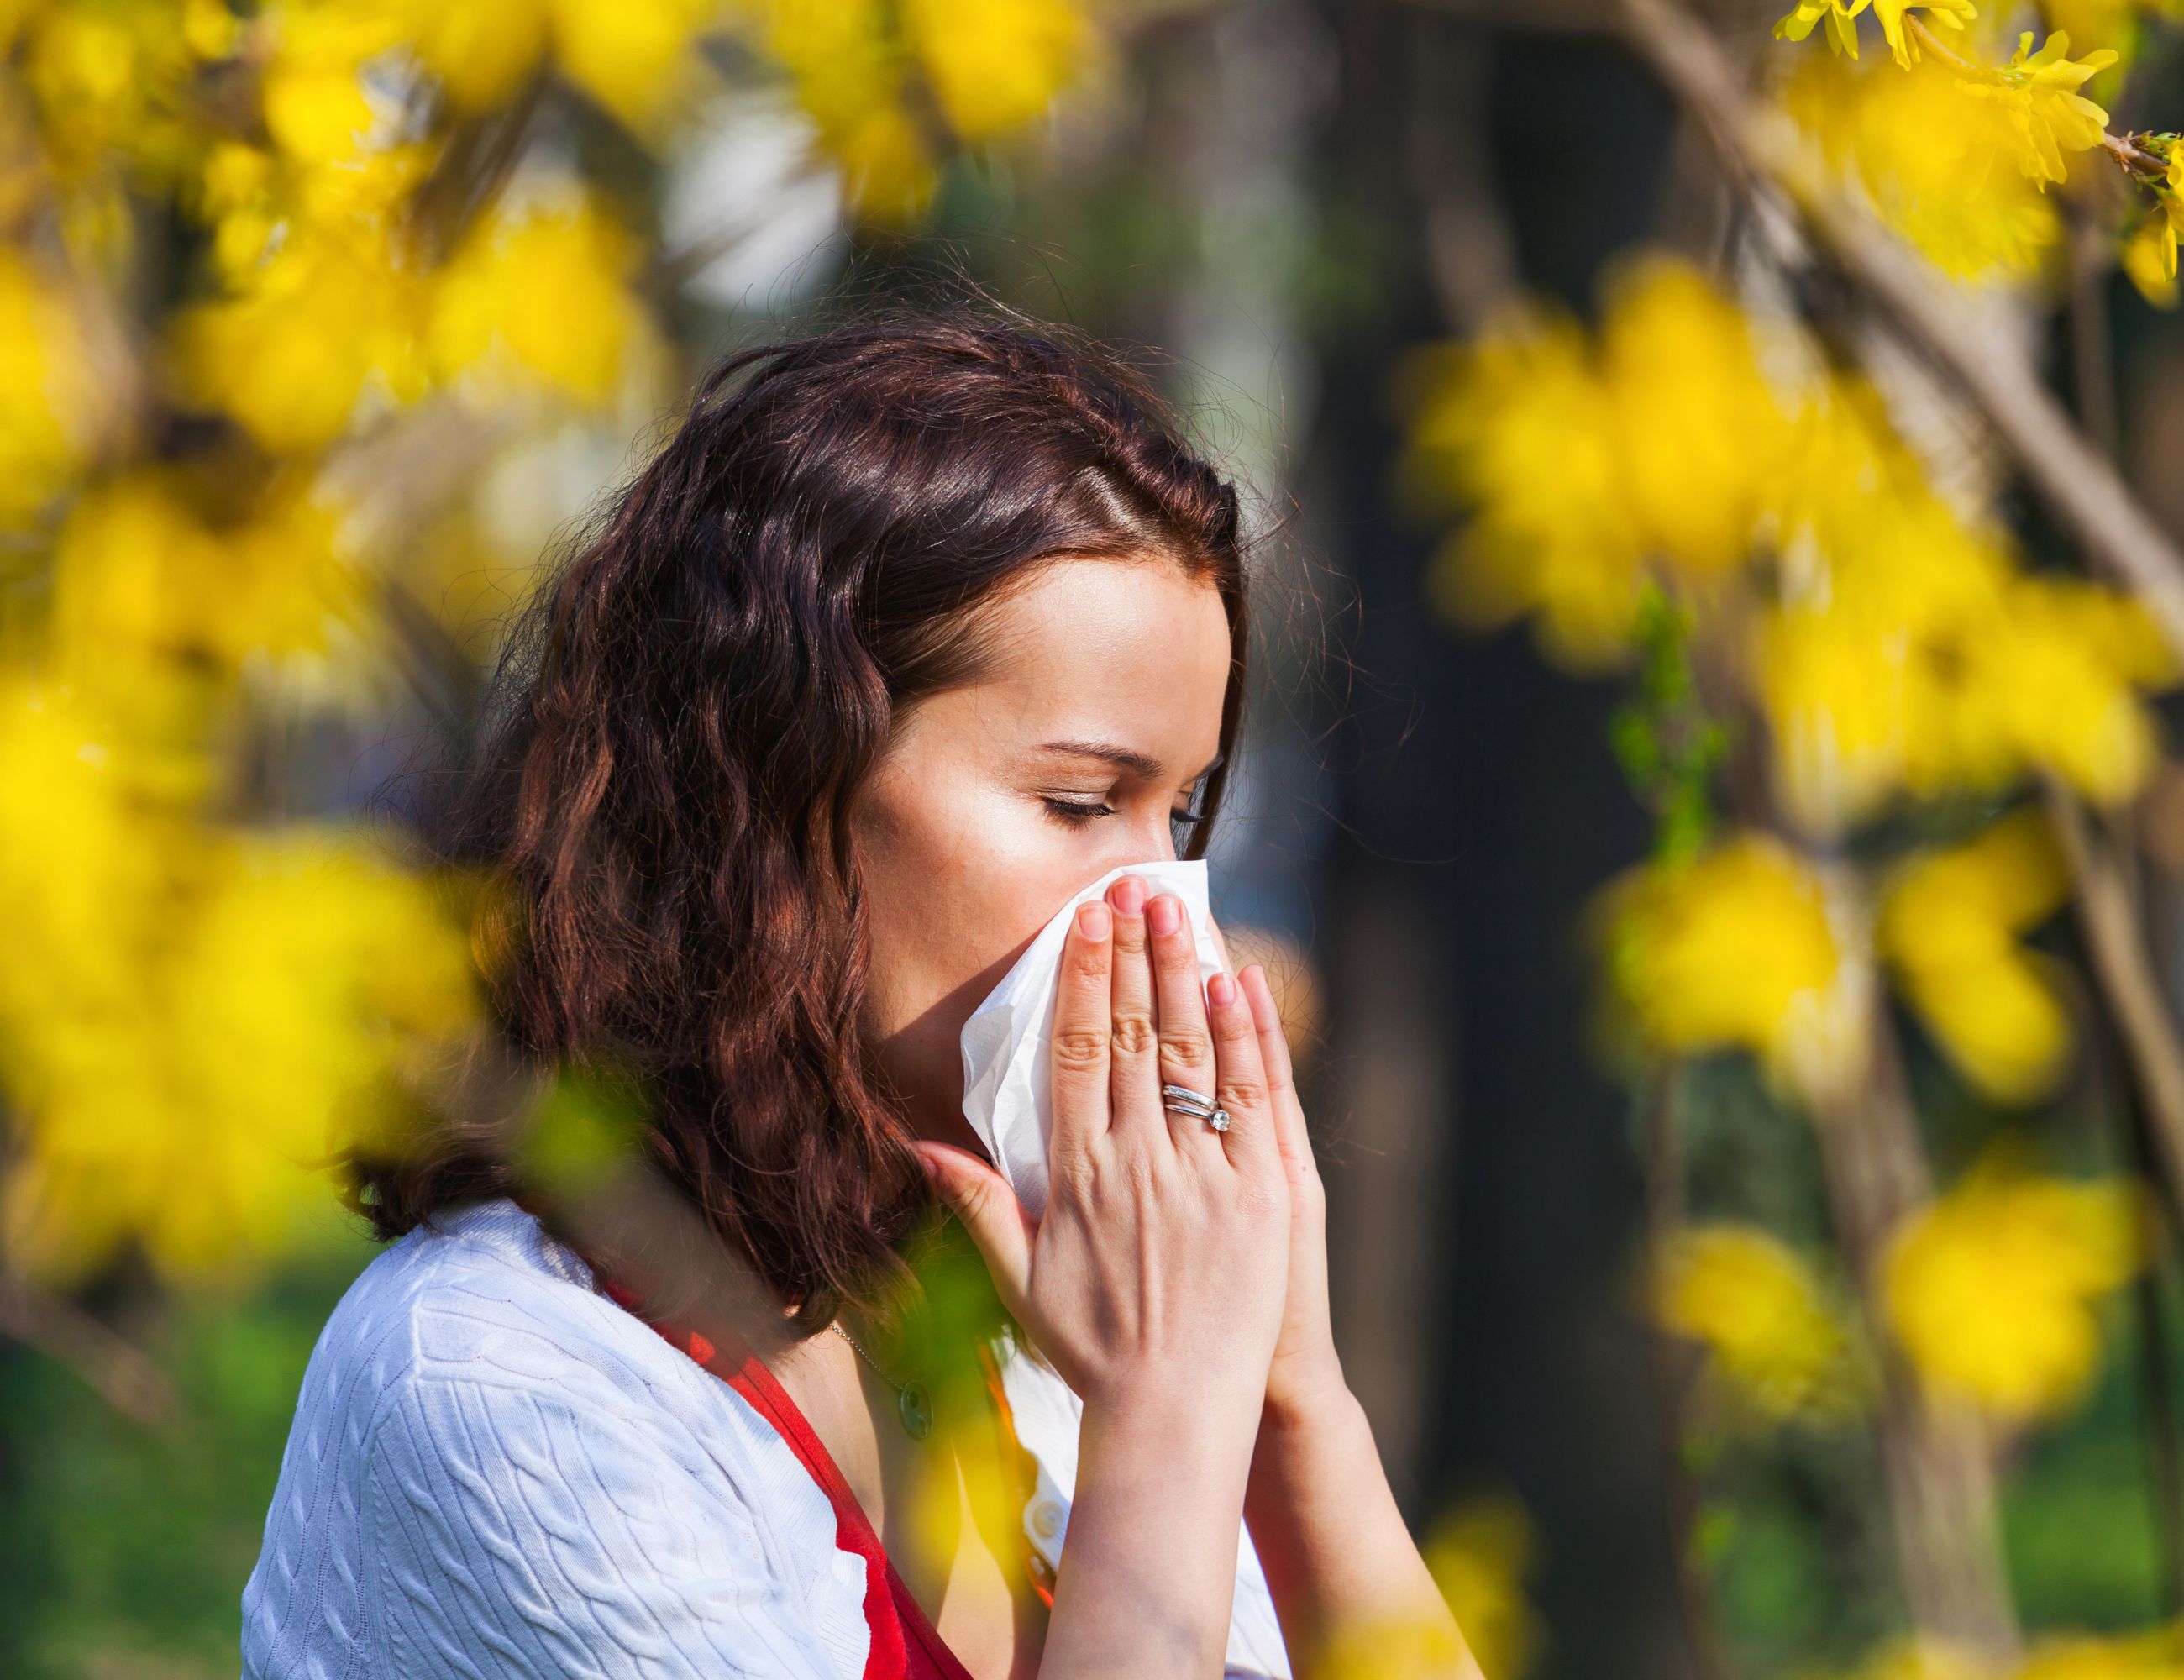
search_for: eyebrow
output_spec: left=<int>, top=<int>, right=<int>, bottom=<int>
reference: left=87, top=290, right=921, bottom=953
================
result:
left=1035, top=739, right=1227, bottom=784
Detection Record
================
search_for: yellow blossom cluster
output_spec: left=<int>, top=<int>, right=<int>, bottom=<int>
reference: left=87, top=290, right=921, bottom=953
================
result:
left=0, top=0, right=1112, bottom=1285
left=1651, top=1223, right=1865, bottom=1422
left=730, top=0, right=1100, bottom=223
left=1589, top=832, right=1869, bottom=1105
left=1758, top=454, right=2172, bottom=835
left=1399, top=257, right=2177, bottom=837
left=1778, top=50, right=2063, bottom=281
left=1771, top=0, right=2172, bottom=295
left=1877, top=808, right=2077, bottom=1105
left=1882, top=1143, right=2147, bottom=1424
left=1395, top=257, right=1788, bottom=670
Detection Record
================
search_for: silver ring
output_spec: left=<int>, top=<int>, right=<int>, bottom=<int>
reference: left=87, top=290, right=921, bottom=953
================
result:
left=1161, top=1082, right=1231, bottom=1133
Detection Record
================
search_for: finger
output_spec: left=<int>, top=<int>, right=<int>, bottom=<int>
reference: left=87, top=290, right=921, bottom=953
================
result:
left=1242, top=963, right=1315, bottom=1181
left=915, top=1141, right=1038, bottom=1323
left=1049, top=900, right=1114, bottom=1150
left=1147, top=890, right=1223, bottom=1160
left=1206, top=968, right=1282, bottom=1175
left=1104, top=873, right=1163, bottom=1143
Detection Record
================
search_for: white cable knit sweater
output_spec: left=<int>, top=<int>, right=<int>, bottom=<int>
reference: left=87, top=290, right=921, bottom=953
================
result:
left=238, top=1197, right=1294, bottom=1679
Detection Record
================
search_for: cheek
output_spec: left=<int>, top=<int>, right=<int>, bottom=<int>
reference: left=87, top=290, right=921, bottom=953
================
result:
left=855, top=778, right=1100, bottom=1024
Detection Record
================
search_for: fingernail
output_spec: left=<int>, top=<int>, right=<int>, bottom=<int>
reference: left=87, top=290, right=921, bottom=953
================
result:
left=1147, top=895, right=1179, bottom=936
left=1077, top=901, right=1110, bottom=939
left=1110, top=875, right=1147, bottom=915
left=1208, top=972, right=1236, bottom=1007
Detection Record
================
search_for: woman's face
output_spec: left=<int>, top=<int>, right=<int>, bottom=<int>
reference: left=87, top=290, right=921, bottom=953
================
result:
left=848, top=554, right=1233, bottom=1151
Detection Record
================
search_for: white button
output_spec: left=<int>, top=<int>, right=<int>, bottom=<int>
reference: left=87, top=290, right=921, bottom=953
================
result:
left=1030, top=1499, right=1064, bottom=1539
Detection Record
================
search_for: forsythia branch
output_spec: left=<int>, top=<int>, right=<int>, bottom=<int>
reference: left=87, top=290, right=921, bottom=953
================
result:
left=1614, top=0, right=2184, bottom=666
left=1898, top=13, right=2169, bottom=181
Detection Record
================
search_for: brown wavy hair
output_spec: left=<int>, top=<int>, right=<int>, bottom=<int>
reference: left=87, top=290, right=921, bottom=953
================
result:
left=349, top=307, right=1253, bottom=1334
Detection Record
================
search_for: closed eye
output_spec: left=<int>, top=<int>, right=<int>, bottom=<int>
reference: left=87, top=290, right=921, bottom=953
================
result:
left=1039, top=797, right=1210, bottom=829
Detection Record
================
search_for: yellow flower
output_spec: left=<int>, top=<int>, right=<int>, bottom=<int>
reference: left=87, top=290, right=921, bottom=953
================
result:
left=1780, top=50, right=2061, bottom=281
left=1756, top=402, right=2172, bottom=829
left=1758, top=476, right=2018, bottom=831
left=1398, top=259, right=1784, bottom=669
left=903, top=0, right=1092, bottom=143
left=1877, top=808, right=2075, bottom=1105
left=1871, top=0, right=1978, bottom=67
left=2124, top=211, right=2181, bottom=306
left=1420, top=1491, right=1541, bottom=1680
left=167, top=223, right=433, bottom=450
left=1652, top=1225, right=1862, bottom=1422
left=0, top=248, right=102, bottom=527
left=47, top=471, right=370, bottom=694
left=1399, top=307, right=1647, bottom=670
left=1593, top=832, right=1869, bottom=1103
left=2014, top=1623, right=2184, bottom=1680
left=1777, top=0, right=1873, bottom=56
left=2150, top=144, right=2184, bottom=286
left=1600, top=255, right=1788, bottom=580
left=1969, top=575, right=2170, bottom=804
left=1973, top=31, right=2121, bottom=186
left=0, top=813, right=484, bottom=1285
left=428, top=190, right=653, bottom=403
left=1882, top=1145, right=2146, bottom=1425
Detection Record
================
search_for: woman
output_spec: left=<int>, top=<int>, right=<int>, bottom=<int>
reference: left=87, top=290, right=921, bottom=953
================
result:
left=239, top=311, right=1468, bottom=1680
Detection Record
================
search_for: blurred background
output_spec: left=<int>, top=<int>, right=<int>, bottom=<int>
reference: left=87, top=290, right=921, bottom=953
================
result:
left=8, top=1, right=2184, bottom=1677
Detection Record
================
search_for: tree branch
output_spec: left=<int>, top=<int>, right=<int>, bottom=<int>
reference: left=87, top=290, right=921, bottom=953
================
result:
left=0, top=1273, right=177, bottom=1425
left=1614, top=0, right=2184, bottom=664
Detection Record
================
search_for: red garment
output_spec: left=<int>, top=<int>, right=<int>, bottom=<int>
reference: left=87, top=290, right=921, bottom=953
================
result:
left=600, top=1279, right=1038, bottom=1679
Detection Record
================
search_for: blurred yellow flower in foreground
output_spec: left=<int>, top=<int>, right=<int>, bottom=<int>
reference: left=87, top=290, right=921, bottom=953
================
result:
left=48, top=470, right=370, bottom=685
left=1593, top=832, right=1869, bottom=1104
left=168, top=221, right=433, bottom=451
left=905, top=0, right=1092, bottom=142
left=1652, top=1224, right=1863, bottom=1422
left=2013, top=1623, right=2184, bottom=1680
left=0, top=798, right=483, bottom=1284
left=1420, top=1490, right=1540, bottom=1680
left=749, top=0, right=1096, bottom=223
left=429, top=191, right=654, bottom=403
left=1835, top=1620, right=2184, bottom=1680
left=0, top=247, right=104, bottom=525
left=1877, top=806, right=2075, bottom=1105
left=1882, top=1145, right=2146, bottom=1425
left=333, top=0, right=719, bottom=141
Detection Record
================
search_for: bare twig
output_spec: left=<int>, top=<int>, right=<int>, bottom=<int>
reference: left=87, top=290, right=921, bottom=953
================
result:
left=1806, top=986, right=2022, bottom=1662
left=2045, top=780, right=2184, bottom=1219
left=0, top=1273, right=178, bottom=1425
left=1614, top=0, right=2184, bottom=663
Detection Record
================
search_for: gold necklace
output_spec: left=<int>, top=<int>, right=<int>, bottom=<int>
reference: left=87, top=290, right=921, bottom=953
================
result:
left=831, top=1319, right=933, bottom=1440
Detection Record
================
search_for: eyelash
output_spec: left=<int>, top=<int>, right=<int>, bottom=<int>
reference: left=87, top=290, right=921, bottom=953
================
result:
left=1042, top=797, right=1208, bottom=829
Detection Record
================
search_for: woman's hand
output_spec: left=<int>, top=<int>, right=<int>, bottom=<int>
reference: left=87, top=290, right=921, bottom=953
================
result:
left=1234, top=961, right=1349, bottom=1425
left=914, top=872, right=1291, bottom=1418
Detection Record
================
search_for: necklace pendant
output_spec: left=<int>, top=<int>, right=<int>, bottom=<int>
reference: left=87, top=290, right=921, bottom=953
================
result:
left=899, top=1379, right=933, bottom=1441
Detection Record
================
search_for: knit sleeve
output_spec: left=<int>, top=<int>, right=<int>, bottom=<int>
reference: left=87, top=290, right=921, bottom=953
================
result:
left=361, top=1371, right=864, bottom=1680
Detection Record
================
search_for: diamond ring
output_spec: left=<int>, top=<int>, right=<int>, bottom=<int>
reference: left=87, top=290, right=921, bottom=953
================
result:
left=1160, top=1082, right=1231, bottom=1133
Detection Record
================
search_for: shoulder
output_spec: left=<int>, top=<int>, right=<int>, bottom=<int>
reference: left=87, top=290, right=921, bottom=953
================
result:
left=241, top=1199, right=870, bottom=1680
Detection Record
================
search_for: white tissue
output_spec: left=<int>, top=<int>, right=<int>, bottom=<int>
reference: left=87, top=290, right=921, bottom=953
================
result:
left=958, top=858, right=1231, bottom=1221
